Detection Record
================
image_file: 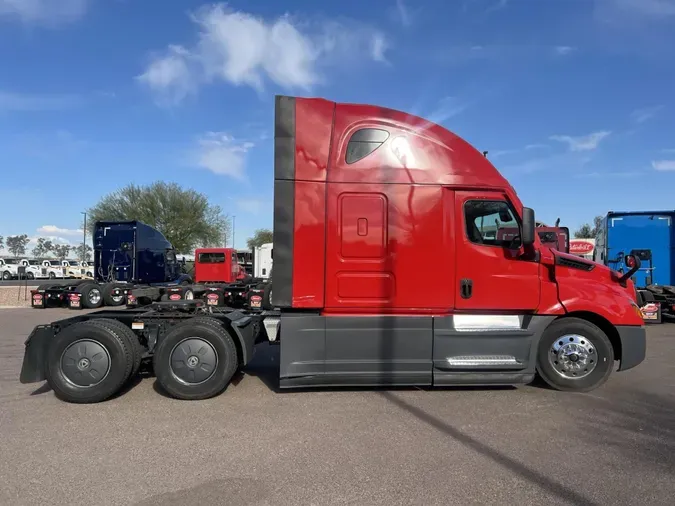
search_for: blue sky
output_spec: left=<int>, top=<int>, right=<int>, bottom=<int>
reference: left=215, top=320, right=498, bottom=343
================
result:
left=1, top=0, right=674, bottom=251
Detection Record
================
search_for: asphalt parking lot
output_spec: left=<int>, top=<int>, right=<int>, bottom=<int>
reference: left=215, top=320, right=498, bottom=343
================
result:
left=1, top=309, right=674, bottom=506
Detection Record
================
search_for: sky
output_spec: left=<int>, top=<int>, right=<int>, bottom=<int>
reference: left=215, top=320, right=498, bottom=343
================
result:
left=0, top=0, right=674, bottom=252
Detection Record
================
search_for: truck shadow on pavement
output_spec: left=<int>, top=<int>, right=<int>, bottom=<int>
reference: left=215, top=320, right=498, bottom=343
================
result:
left=575, top=389, right=675, bottom=471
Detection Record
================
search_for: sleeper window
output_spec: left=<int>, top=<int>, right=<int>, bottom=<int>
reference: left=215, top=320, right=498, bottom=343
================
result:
left=464, top=200, right=520, bottom=247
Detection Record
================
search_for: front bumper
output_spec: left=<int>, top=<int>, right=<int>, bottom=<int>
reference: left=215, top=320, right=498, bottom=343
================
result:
left=616, top=325, right=647, bottom=371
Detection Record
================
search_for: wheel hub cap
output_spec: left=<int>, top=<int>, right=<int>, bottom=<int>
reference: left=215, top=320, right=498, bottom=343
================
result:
left=89, top=289, right=101, bottom=304
left=169, top=338, right=218, bottom=385
left=549, top=334, right=597, bottom=379
left=61, top=339, right=111, bottom=387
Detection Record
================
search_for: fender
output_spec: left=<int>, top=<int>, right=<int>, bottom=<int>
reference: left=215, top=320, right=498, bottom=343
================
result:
left=556, top=277, right=643, bottom=326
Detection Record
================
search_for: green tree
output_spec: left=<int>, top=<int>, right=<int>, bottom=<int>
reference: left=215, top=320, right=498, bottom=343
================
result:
left=32, top=238, right=54, bottom=258
left=6, top=235, right=30, bottom=257
left=74, top=243, right=93, bottom=262
left=87, top=182, right=230, bottom=254
left=246, top=228, right=273, bottom=250
left=52, top=244, right=71, bottom=260
left=574, top=215, right=603, bottom=239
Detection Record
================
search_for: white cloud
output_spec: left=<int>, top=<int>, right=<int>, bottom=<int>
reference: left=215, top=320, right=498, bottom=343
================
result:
left=631, top=105, right=664, bottom=123
left=0, top=0, right=89, bottom=25
left=395, top=0, right=411, bottom=26
left=525, top=143, right=548, bottom=150
left=138, top=3, right=388, bottom=102
left=0, top=91, right=83, bottom=112
left=37, top=225, right=83, bottom=237
left=550, top=131, right=611, bottom=151
left=195, top=132, right=253, bottom=180
left=652, top=160, right=675, bottom=171
left=136, top=45, right=198, bottom=105
left=555, top=46, right=576, bottom=55
left=370, top=33, right=389, bottom=62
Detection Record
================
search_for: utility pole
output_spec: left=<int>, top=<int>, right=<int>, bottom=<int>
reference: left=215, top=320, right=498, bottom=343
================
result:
left=232, top=215, right=236, bottom=249
left=81, top=211, right=87, bottom=262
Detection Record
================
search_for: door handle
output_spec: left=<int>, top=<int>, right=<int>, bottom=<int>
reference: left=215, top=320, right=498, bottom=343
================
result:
left=460, top=278, right=473, bottom=299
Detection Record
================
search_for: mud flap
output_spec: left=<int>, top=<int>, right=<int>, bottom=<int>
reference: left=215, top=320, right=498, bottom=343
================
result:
left=223, top=312, right=256, bottom=365
left=19, top=326, right=55, bottom=384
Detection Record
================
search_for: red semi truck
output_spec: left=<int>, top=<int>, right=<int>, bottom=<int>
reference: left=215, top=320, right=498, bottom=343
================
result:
left=19, top=95, right=646, bottom=403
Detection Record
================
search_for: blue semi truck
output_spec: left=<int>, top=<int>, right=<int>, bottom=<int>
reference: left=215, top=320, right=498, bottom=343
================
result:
left=31, top=221, right=192, bottom=309
left=595, top=210, right=675, bottom=320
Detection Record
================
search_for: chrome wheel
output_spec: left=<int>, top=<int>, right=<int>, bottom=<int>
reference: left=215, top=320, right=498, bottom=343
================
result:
left=88, top=288, right=102, bottom=305
left=184, top=289, right=194, bottom=300
left=549, top=334, right=597, bottom=379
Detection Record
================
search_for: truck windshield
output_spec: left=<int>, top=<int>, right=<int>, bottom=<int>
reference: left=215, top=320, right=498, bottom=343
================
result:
left=28, top=260, right=39, bottom=265
left=4, top=259, right=18, bottom=265
left=198, top=252, right=225, bottom=263
left=49, top=261, right=60, bottom=266
left=69, top=261, right=80, bottom=266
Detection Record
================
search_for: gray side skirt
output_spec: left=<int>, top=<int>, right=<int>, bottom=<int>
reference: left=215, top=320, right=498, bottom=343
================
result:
left=278, top=314, right=554, bottom=389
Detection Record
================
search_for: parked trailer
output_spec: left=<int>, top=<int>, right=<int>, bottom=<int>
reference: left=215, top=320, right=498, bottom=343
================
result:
left=595, top=210, right=675, bottom=322
left=19, top=94, right=646, bottom=404
left=30, top=220, right=191, bottom=310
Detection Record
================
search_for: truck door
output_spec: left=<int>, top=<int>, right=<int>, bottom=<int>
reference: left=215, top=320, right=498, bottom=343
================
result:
left=454, top=191, right=540, bottom=311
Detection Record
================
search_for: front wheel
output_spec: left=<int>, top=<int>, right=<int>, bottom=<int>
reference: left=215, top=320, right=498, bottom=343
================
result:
left=536, top=317, right=614, bottom=392
left=2, top=271, right=10, bottom=280
left=49, top=272, right=56, bottom=279
left=27, top=272, right=35, bottom=280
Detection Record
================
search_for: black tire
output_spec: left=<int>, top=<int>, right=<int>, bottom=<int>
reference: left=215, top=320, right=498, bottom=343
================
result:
left=26, top=272, right=35, bottom=280
left=102, top=283, right=126, bottom=307
left=45, top=320, right=135, bottom=403
left=153, top=320, right=238, bottom=400
left=79, top=283, right=104, bottom=309
left=2, top=271, right=10, bottom=281
left=49, top=272, right=56, bottom=279
left=262, top=282, right=273, bottom=310
left=536, top=317, right=614, bottom=392
left=183, top=288, right=194, bottom=300
left=88, top=319, right=144, bottom=380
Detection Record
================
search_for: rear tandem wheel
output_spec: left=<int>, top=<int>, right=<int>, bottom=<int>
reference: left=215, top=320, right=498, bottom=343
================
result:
left=153, top=318, right=239, bottom=400
left=45, top=320, right=136, bottom=403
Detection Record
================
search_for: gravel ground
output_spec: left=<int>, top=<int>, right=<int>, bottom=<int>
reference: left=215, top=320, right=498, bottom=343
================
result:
left=1, top=309, right=674, bottom=506
left=0, top=286, right=36, bottom=307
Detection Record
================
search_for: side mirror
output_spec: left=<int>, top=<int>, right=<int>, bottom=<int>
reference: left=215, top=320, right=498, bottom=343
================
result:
left=522, top=207, right=535, bottom=246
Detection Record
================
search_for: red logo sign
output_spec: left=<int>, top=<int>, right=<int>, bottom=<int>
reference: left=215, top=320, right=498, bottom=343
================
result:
left=207, top=293, right=218, bottom=300
left=570, top=241, right=594, bottom=254
left=33, top=294, right=42, bottom=301
left=169, top=294, right=181, bottom=300
left=251, top=295, right=262, bottom=302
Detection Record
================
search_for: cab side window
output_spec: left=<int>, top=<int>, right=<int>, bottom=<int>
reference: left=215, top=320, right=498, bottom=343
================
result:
left=464, top=200, right=519, bottom=247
